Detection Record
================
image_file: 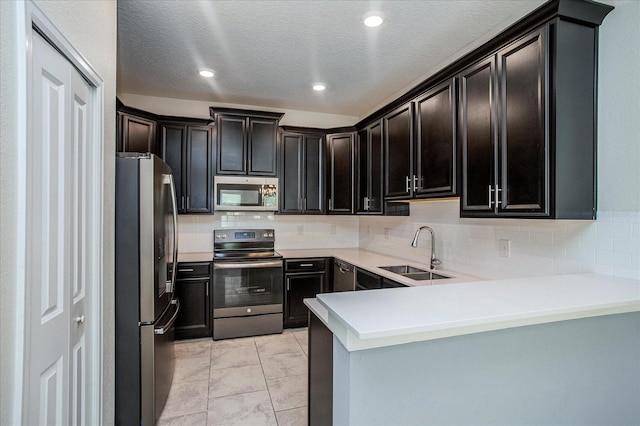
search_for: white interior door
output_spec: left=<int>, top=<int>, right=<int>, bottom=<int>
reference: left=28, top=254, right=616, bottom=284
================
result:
left=25, top=30, right=96, bottom=425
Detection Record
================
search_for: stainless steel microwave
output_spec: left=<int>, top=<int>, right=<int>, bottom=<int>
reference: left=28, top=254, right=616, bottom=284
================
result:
left=214, top=176, right=279, bottom=211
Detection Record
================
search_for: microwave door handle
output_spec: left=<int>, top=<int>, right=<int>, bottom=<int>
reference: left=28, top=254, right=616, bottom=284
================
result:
left=164, top=173, right=179, bottom=294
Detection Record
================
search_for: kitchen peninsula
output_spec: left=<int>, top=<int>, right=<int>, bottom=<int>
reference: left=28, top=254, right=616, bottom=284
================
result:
left=305, top=273, right=640, bottom=425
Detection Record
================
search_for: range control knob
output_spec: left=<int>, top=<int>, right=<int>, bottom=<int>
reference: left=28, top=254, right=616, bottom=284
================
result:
left=263, top=233, right=269, bottom=238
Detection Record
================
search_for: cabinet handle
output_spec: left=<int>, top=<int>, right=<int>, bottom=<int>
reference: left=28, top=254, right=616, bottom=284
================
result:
left=363, top=197, right=370, bottom=211
left=178, top=268, right=194, bottom=272
left=329, top=198, right=333, bottom=211
left=181, top=196, right=185, bottom=210
left=405, top=176, right=411, bottom=192
left=298, top=198, right=302, bottom=211
left=304, top=198, right=307, bottom=211
left=206, top=285, right=209, bottom=297
left=488, top=185, right=493, bottom=207
left=495, top=185, right=502, bottom=207
left=286, top=281, right=290, bottom=291
left=186, top=196, right=190, bottom=210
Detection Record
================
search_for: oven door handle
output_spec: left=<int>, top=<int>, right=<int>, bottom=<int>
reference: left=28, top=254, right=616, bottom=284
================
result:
left=214, top=260, right=282, bottom=269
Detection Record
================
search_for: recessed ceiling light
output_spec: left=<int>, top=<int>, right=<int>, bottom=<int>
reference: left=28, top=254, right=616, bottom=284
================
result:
left=198, top=69, right=215, bottom=78
left=312, top=83, right=326, bottom=91
left=363, top=12, right=384, bottom=28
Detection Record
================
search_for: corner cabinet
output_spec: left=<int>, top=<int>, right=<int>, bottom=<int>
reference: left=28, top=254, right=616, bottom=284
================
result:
left=326, top=132, right=356, bottom=214
left=174, top=262, right=212, bottom=340
left=160, top=121, right=213, bottom=214
left=356, top=120, right=384, bottom=214
left=280, top=130, right=325, bottom=214
left=210, top=108, right=284, bottom=176
left=459, top=21, right=599, bottom=219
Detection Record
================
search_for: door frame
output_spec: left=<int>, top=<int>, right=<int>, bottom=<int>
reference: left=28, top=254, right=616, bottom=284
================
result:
left=14, top=1, right=105, bottom=424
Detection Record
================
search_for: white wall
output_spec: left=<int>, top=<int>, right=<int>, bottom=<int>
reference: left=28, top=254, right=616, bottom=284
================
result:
left=0, top=1, right=117, bottom=424
left=0, top=2, right=21, bottom=423
left=360, top=1, right=640, bottom=281
left=118, top=93, right=359, bottom=128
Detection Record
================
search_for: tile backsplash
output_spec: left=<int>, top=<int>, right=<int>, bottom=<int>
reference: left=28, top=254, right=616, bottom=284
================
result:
left=178, top=212, right=359, bottom=253
left=359, top=200, right=640, bottom=280
left=179, top=201, right=639, bottom=281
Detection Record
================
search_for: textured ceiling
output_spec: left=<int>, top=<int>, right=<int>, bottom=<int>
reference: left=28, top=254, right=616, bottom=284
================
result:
left=117, top=0, right=546, bottom=117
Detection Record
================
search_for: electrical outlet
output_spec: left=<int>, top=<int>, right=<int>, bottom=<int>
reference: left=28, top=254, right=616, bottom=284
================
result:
left=297, top=225, right=304, bottom=236
left=329, top=225, right=336, bottom=235
left=499, top=239, right=511, bottom=257
left=384, top=228, right=390, bottom=239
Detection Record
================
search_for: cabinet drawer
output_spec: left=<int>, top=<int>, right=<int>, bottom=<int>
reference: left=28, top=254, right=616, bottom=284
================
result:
left=285, top=258, right=326, bottom=272
left=176, top=262, right=211, bottom=278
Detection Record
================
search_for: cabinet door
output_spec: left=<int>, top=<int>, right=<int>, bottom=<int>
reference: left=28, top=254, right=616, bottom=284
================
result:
left=327, top=133, right=354, bottom=214
left=160, top=124, right=187, bottom=213
left=284, top=272, right=324, bottom=328
left=356, top=128, right=368, bottom=213
left=280, top=132, right=304, bottom=213
left=303, top=134, right=325, bottom=214
left=216, top=115, right=246, bottom=175
left=459, top=57, right=497, bottom=215
left=368, top=120, right=384, bottom=214
left=186, top=126, right=213, bottom=213
left=384, top=103, right=413, bottom=199
left=119, top=113, right=157, bottom=154
left=497, top=29, right=547, bottom=215
left=174, top=277, right=211, bottom=339
left=415, top=78, right=457, bottom=198
left=248, top=118, right=278, bottom=176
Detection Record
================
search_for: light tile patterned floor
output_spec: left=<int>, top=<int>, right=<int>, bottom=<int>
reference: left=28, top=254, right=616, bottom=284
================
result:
left=158, top=329, right=308, bottom=426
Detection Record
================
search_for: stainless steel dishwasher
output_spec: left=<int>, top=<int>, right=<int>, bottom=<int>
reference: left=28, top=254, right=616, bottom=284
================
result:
left=333, top=259, right=355, bottom=292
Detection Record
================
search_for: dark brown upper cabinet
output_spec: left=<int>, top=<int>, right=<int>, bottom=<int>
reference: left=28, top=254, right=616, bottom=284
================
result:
left=210, top=108, right=284, bottom=176
left=459, top=19, right=602, bottom=219
left=326, top=132, right=356, bottom=214
left=414, top=78, right=457, bottom=198
left=117, top=105, right=157, bottom=155
left=356, top=120, right=384, bottom=214
left=279, top=130, right=325, bottom=214
left=383, top=103, right=414, bottom=199
left=160, top=120, right=213, bottom=214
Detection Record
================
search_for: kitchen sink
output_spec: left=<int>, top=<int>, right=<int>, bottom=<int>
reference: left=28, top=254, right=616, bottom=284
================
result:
left=403, top=272, right=450, bottom=281
left=378, top=265, right=452, bottom=281
left=379, top=265, right=428, bottom=274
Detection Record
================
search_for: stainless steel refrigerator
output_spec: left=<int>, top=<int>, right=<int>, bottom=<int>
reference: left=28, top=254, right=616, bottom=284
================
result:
left=115, top=153, right=179, bottom=426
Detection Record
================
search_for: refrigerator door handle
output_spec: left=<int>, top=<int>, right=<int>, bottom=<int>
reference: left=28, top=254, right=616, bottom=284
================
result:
left=154, top=299, right=180, bottom=335
left=164, top=173, right=179, bottom=294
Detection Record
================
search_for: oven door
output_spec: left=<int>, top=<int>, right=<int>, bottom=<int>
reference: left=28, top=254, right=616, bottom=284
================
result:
left=213, top=259, right=283, bottom=317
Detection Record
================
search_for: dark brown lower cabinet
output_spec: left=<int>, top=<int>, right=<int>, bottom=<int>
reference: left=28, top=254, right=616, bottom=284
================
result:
left=308, top=311, right=333, bottom=426
left=174, top=262, right=212, bottom=340
left=284, top=258, right=329, bottom=328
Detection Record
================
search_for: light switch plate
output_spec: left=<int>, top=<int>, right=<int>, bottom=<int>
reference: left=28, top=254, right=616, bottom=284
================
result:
left=499, top=239, right=511, bottom=257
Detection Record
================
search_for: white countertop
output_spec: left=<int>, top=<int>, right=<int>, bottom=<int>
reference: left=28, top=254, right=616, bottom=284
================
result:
left=278, top=248, right=478, bottom=286
left=306, top=273, right=640, bottom=352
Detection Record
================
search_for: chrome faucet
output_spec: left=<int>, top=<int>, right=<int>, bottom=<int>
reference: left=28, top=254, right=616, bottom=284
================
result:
left=411, top=226, right=441, bottom=270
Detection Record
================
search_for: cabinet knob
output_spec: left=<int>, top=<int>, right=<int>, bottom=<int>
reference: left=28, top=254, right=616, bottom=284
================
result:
left=246, top=308, right=252, bottom=313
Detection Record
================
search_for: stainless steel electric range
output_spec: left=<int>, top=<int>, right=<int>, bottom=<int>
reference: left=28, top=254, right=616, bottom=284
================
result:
left=212, top=229, right=283, bottom=340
